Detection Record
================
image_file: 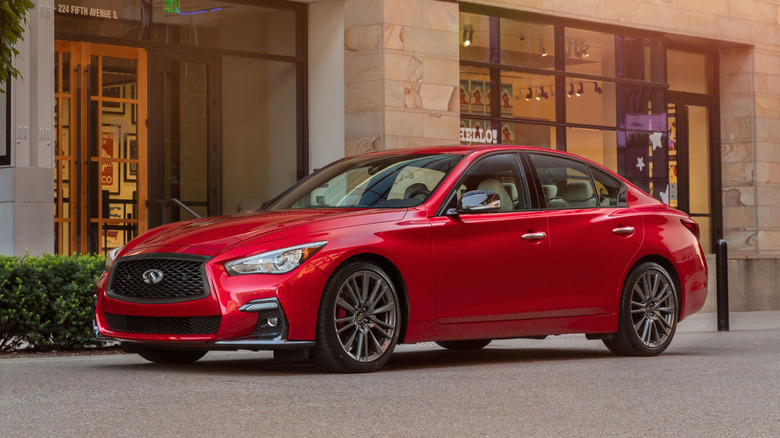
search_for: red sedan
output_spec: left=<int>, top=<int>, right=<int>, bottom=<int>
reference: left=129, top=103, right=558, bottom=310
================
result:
left=94, top=146, right=707, bottom=372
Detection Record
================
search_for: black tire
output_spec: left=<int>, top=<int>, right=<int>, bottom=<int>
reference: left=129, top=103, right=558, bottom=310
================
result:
left=136, top=348, right=207, bottom=364
left=312, top=261, right=401, bottom=373
left=435, top=339, right=491, bottom=350
left=604, top=262, right=679, bottom=356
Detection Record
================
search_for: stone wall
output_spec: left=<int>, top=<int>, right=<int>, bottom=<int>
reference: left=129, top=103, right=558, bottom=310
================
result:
left=702, top=254, right=780, bottom=312
left=344, top=0, right=461, bottom=156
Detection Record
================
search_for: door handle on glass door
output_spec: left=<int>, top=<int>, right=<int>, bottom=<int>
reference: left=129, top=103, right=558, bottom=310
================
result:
left=521, top=231, right=547, bottom=241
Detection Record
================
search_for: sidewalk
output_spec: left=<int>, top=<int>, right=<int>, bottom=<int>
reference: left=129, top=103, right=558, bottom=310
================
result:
left=678, top=311, right=780, bottom=333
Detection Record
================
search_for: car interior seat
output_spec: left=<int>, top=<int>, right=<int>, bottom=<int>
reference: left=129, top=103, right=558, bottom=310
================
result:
left=543, top=184, right=567, bottom=208
left=561, top=181, right=597, bottom=207
left=477, top=178, right=512, bottom=211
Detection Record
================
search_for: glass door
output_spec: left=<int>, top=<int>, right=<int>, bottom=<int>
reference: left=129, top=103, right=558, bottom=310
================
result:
left=150, top=51, right=219, bottom=226
left=54, top=41, right=148, bottom=254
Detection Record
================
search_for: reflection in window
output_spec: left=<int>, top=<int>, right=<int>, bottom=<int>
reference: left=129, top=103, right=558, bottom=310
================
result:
left=565, top=28, right=615, bottom=77
left=500, top=19, right=554, bottom=69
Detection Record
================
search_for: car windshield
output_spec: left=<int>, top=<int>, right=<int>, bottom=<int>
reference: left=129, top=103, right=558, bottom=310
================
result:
left=265, top=153, right=463, bottom=210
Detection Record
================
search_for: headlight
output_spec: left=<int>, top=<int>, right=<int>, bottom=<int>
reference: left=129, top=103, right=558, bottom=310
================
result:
left=106, top=246, right=124, bottom=268
left=225, top=241, right=327, bottom=275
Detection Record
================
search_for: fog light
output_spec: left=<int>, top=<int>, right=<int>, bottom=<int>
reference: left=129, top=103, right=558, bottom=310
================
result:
left=254, top=309, right=284, bottom=338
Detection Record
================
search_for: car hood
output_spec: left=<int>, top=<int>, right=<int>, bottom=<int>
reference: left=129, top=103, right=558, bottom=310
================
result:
left=126, top=208, right=407, bottom=255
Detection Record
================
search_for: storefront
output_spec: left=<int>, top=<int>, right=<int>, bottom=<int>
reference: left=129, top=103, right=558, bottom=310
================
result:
left=3, top=0, right=780, bottom=309
left=52, top=0, right=308, bottom=254
left=458, top=5, right=721, bottom=253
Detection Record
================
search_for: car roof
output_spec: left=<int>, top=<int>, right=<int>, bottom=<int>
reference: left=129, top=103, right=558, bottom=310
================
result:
left=357, top=144, right=562, bottom=156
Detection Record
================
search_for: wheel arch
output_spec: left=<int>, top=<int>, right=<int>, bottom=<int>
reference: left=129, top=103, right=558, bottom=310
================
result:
left=321, top=252, right=410, bottom=344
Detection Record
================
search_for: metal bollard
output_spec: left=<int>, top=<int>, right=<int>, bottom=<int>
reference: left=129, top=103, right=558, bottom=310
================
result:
left=715, top=239, right=729, bottom=332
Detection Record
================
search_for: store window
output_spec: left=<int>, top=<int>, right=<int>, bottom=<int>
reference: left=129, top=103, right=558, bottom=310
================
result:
left=500, top=19, right=555, bottom=70
left=565, top=28, right=615, bottom=77
left=54, top=0, right=307, bottom=253
left=458, top=8, right=668, bottom=201
left=668, top=49, right=710, bottom=94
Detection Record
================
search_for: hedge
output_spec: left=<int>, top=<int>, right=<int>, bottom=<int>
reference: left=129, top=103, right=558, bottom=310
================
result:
left=0, top=253, right=106, bottom=352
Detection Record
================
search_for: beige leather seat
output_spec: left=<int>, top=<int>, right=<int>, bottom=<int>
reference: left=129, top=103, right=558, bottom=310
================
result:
left=478, top=178, right=513, bottom=211
left=542, top=184, right=567, bottom=208
left=561, top=181, right=597, bottom=207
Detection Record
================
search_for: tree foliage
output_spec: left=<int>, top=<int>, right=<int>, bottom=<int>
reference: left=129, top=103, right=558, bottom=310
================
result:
left=1, top=0, right=36, bottom=92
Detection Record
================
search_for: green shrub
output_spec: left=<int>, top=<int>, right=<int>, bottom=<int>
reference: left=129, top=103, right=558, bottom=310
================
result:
left=0, top=253, right=106, bottom=352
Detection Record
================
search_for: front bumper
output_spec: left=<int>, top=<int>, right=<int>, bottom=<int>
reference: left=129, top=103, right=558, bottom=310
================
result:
left=94, top=253, right=332, bottom=349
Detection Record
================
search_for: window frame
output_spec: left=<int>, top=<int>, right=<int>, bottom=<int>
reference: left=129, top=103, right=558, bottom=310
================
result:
left=437, top=151, right=531, bottom=216
left=525, top=152, right=627, bottom=210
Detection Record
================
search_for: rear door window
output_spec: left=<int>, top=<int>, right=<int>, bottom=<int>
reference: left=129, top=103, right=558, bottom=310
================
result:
left=529, top=154, right=597, bottom=209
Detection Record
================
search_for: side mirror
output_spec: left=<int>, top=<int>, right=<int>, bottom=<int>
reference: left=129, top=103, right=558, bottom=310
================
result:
left=456, top=190, right=501, bottom=214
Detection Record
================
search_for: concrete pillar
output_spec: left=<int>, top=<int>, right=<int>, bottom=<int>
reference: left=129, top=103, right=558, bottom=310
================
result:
left=344, top=0, right=460, bottom=156
left=309, top=0, right=346, bottom=171
left=0, top=0, right=55, bottom=256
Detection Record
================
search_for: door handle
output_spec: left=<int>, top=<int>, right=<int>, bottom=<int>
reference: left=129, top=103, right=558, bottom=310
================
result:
left=612, top=226, right=635, bottom=235
left=521, top=231, right=547, bottom=241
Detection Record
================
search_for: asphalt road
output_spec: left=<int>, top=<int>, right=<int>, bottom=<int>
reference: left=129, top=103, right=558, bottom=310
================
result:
left=1, top=328, right=778, bottom=437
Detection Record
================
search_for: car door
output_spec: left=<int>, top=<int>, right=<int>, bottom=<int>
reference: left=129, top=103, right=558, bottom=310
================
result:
left=528, top=152, right=644, bottom=317
left=430, top=152, right=551, bottom=323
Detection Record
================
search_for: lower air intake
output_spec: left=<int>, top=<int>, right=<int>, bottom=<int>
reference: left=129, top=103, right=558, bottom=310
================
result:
left=105, top=314, right=221, bottom=335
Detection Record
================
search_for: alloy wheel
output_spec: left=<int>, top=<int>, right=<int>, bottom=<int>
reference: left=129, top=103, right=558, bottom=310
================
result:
left=629, top=269, right=677, bottom=348
left=332, top=270, right=398, bottom=363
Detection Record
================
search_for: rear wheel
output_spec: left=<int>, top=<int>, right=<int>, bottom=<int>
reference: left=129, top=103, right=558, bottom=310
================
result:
left=135, top=348, right=207, bottom=364
left=435, top=339, right=491, bottom=350
left=604, top=262, right=678, bottom=356
left=312, top=261, right=401, bottom=373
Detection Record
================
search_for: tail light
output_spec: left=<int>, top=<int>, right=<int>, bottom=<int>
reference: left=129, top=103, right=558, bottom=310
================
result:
left=681, top=217, right=700, bottom=240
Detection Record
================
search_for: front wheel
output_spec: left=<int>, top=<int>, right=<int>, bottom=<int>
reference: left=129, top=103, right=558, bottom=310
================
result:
left=604, top=262, right=678, bottom=356
left=312, top=261, right=401, bottom=373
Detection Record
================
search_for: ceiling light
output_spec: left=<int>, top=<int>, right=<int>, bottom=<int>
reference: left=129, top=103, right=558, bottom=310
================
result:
left=463, top=28, right=473, bottom=47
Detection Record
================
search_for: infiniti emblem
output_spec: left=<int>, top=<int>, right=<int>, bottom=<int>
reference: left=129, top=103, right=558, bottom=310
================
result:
left=142, top=269, right=164, bottom=285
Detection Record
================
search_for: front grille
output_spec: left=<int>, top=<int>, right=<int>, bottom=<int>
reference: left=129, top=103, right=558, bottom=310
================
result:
left=107, top=255, right=209, bottom=303
left=105, top=314, right=221, bottom=334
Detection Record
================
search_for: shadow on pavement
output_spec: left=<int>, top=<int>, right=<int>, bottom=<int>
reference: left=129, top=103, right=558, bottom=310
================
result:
left=88, top=342, right=700, bottom=376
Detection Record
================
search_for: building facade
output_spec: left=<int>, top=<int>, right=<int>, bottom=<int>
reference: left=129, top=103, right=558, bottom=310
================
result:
left=2, top=0, right=779, bottom=310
